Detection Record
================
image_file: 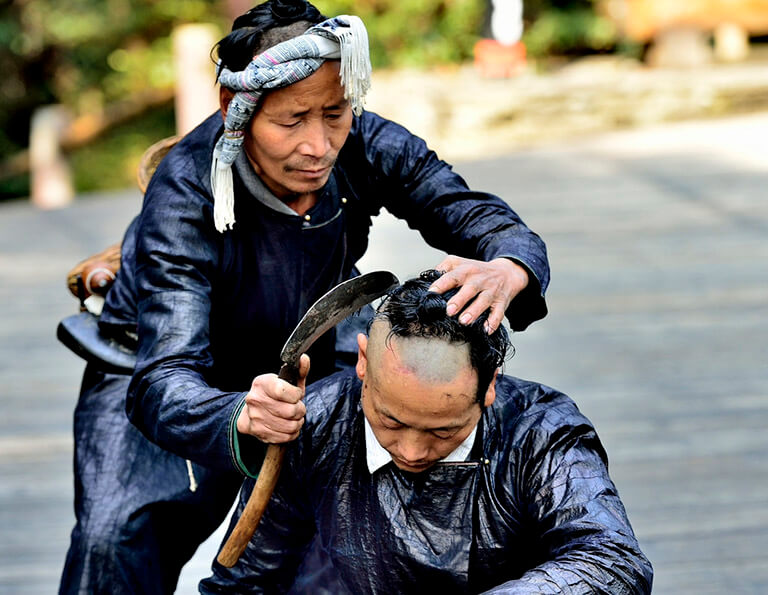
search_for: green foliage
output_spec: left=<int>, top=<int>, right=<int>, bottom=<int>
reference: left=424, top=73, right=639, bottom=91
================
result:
left=0, top=173, right=29, bottom=201
left=0, top=1, right=226, bottom=152
left=523, top=8, right=618, bottom=57
left=70, top=104, right=176, bottom=193
left=1, top=0, right=623, bottom=199
left=0, top=0, right=227, bottom=198
left=315, top=0, right=485, bottom=68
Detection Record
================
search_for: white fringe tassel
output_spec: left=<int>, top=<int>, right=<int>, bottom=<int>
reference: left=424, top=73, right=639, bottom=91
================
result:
left=186, top=459, right=198, bottom=492
left=209, top=15, right=371, bottom=233
left=337, top=15, right=371, bottom=116
left=211, top=155, right=236, bottom=233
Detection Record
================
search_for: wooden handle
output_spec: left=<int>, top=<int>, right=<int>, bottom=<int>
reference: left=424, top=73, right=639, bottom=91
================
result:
left=216, top=361, right=299, bottom=567
left=217, top=443, right=287, bottom=567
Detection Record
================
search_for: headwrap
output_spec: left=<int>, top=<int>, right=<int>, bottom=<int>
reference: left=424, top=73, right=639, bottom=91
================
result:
left=212, top=15, right=371, bottom=232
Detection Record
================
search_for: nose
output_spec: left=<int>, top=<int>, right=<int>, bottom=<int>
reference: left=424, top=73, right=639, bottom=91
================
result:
left=297, top=119, right=331, bottom=158
left=397, top=432, right=430, bottom=464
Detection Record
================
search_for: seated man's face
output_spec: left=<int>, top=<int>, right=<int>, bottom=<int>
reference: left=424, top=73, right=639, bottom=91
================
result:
left=242, top=61, right=353, bottom=199
left=356, top=322, right=497, bottom=473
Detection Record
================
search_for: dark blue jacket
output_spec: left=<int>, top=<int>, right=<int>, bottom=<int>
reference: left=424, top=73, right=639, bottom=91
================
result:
left=99, top=111, right=550, bottom=474
left=201, top=371, right=653, bottom=594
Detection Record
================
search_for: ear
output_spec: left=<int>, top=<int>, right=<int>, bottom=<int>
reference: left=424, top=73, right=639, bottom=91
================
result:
left=482, top=368, right=499, bottom=408
left=219, top=87, right=235, bottom=122
left=355, top=333, right=368, bottom=381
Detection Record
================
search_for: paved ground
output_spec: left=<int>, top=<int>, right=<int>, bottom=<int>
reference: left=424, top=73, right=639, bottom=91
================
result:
left=1, top=112, right=766, bottom=593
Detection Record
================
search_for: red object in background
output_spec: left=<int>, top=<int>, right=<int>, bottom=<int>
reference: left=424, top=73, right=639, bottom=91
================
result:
left=474, top=39, right=527, bottom=78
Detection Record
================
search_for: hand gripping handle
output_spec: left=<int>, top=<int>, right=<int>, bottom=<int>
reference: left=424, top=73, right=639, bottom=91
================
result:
left=216, top=361, right=299, bottom=567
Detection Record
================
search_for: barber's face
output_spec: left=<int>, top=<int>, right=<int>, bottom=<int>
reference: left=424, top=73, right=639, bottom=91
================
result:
left=239, top=61, right=353, bottom=201
left=356, top=331, right=497, bottom=473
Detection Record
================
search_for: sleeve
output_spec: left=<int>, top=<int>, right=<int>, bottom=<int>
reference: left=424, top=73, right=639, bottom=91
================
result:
left=125, top=142, right=253, bottom=472
left=349, top=112, right=550, bottom=331
left=200, top=438, right=317, bottom=593
left=486, top=395, right=653, bottom=594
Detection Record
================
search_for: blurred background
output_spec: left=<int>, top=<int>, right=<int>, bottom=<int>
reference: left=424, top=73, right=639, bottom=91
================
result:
left=1, top=1, right=767, bottom=593
left=4, top=0, right=768, bottom=202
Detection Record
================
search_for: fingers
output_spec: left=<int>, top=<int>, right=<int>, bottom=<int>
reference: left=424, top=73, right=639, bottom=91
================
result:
left=428, top=256, right=529, bottom=333
left=428, top=255, right=464, bottom=296
left=237, top=371, right=308, bottom=443
left=450, top=283, right=501, bottom=331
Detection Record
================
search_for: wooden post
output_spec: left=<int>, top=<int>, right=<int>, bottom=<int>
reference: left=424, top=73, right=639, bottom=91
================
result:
left=29, top=105, right=74, bottom=209
left=490, top=0, right=523, bottom=46
left=172, top=24, right=221, bottom=136
left=474, top=0, right=526, bottom=78
left=714, top=22, right=749, bottom=62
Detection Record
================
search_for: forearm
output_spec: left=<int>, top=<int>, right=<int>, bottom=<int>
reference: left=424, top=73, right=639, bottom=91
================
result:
left=353, top=112, right=550, bottom=300
left=125, top=286, right=251, bottom=471
left=368, top=124, right=549, bottom=328
left=127, top=356, right=248, bottom=471
left=498, top=256, right=547, bottom=331
left=483, top=544, right=653, bottom=594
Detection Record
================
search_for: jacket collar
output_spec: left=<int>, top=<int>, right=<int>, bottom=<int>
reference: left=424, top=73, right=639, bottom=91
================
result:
left=363, top=415, right=478, bottom=474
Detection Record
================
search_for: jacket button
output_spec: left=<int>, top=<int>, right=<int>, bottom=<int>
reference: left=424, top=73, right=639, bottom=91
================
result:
left=304, top=214, right=311, bottom=222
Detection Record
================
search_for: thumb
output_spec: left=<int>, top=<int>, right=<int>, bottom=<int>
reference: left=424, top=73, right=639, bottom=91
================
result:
left=296, top=354, right=311, bottom=392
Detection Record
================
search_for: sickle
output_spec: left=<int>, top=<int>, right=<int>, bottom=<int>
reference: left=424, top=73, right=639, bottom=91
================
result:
left=217, top=270, right=399, bottom=567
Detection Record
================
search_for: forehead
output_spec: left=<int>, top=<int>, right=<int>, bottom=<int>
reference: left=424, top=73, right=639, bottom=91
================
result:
left=367, top=323, right=479, bottom=420
left=259, top=61, right=345, bottom=113
left=368, top=321, right=472, bottom=381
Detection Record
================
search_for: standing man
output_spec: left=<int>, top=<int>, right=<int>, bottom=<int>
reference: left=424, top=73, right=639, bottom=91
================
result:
left=59, top=1, right=550, bottom=593
left=202, top=271, right=653, bottom=594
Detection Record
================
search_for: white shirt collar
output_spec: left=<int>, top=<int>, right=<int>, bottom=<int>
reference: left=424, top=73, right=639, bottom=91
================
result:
left=364, top=415, right=478, bottom=474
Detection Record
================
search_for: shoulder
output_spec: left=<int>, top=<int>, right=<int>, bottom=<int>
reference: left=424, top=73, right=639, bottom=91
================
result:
left=490, top=375, right=599, bottom=449
left=341, top=110, right=445, bottom=176
left=137, top=114, right=224, bottom=239
left=493, top=374, right=579, bottom=416
left=145, top=113, right=222, bottom=205
left=303, top=369, right=362, bottom=437
left=348, top=110, right=413, bottom=143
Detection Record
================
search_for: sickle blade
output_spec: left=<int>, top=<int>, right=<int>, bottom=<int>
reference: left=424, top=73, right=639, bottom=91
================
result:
left=217, top=270, right=399, bottom=568
left=280, top=270, right=399, bottom=367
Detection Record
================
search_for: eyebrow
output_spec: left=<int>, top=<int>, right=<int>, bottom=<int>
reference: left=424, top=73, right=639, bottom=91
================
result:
left=325, top=99, right=349, bottom=110
left=282, top=99, right=350, bottom=119
left=378, top=406, right=465, bottom=432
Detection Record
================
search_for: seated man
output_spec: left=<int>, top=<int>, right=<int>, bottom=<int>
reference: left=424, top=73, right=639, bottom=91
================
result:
left=201, top=271, right=653, bottom=594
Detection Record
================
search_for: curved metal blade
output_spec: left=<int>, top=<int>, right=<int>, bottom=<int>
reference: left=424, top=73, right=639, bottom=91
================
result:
left=280, top=270, right=399, bottom=368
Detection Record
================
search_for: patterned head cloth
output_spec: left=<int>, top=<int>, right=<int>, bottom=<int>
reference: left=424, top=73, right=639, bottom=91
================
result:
left=211, top=15, right=371, bottom=232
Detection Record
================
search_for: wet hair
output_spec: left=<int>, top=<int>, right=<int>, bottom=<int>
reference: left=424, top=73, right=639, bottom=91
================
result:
left=370, top=270, right=512, bottom=401
left=214, top=0, right=326, bottom=76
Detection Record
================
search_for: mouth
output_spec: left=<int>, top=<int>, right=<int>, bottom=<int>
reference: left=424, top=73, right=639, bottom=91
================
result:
left=392, top=457, right=434, bottom=472
left=292, top=165, right=331, bottom=179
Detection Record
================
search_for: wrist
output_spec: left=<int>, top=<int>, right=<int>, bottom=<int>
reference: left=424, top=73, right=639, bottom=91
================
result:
left=493, top=257, right=529, bottom=290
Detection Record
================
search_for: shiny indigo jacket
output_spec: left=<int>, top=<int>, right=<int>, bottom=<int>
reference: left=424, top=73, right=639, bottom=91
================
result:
left=201, top=371, right=653, bottom=594
left=99, top=111, right=550, bottom=474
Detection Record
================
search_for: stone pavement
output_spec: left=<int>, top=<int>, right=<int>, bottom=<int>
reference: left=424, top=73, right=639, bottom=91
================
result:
left=1, top=111, right=767, bottom=593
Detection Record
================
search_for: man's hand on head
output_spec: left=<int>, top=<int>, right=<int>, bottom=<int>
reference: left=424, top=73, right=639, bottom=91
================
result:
left=428, top=256, right=529, bottom=334
left=237, top=354, right=310, bottom=444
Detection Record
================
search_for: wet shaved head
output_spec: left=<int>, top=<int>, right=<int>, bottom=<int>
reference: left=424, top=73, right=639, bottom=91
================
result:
left=365, top=270, right=511, bottom=402
left=367, top=320, right=473, bottom=387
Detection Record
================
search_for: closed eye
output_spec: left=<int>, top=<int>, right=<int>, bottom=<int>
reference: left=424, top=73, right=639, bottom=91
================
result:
left=432, top=430, right=455, bottom=440
left=381, top=417, right=404, bottom=430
